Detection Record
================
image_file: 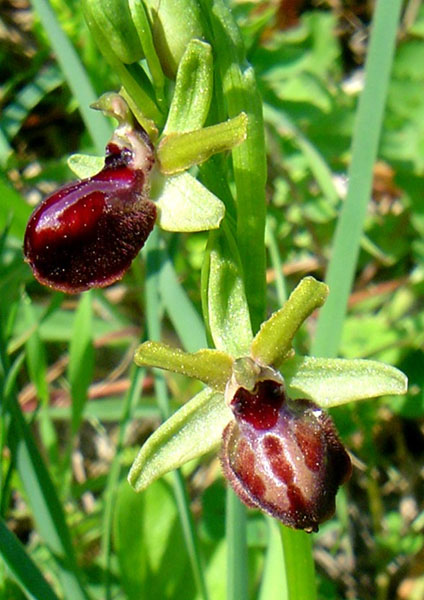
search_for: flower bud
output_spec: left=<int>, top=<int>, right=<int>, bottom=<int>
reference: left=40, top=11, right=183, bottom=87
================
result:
left=221, top=360, right=352, bottom=532
left=83, top=0, right=144, bottom=64
left=143, top=0, right=204, bottom=78
left=24, top=95, right=156, bottom=293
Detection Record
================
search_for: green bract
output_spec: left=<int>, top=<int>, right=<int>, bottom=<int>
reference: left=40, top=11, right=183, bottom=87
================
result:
left=129, top=277, right=408, bottom=492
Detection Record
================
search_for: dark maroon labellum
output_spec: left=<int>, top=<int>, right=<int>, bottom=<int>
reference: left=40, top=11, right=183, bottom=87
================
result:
left=24, top=134, right=156, bottom=293
left=221, top=378, right=352, bottom=532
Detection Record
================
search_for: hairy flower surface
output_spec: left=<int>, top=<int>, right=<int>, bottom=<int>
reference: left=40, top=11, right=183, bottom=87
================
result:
left=24, top=135, right=156, bottom=293
left=221, top=364, right=352, bottom=532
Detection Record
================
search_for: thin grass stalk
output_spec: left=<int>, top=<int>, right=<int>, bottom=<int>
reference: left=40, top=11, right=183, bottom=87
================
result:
left=266, top=220, right=287, bottom=306
left=312, top=0, right=404, bottom=358
left=0, top=516, right=60, bottom=600
left=100, top=365, right=146, bottom=600
left=30, top=0, right=111, bottom=153
left=258, top=517, right=286, bottom=600
left=145, top=230, right=210, bottom=600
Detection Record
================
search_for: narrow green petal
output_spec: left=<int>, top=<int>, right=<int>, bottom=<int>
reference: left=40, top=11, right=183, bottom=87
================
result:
left=134, top=341, right=233, bottom=390
left=281, top=355, right=408, bottom=408
left=154, top=172, right=225, bottom=232
left=157, top=113, right=247, bottom=175
left=251, top=277, right=328, bottom=367
left=128, top=388, right=231, bottom=492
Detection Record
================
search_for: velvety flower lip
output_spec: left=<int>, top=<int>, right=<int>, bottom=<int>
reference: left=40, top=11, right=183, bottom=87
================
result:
left=221, top=359, right=352, bottom=532
left=23, top=117, right=156, bottom=294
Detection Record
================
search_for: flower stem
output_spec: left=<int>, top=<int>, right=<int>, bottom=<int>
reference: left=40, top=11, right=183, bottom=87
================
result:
left=279, top=527, right=317, bottom=600
left=226, top=489, right=248, bottom=600
left=205, top=0, right=267, bottom=332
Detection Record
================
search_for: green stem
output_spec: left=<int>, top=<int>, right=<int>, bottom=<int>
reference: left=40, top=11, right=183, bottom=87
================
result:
left=279, top=527, right=317, bottom=600
left=207, top=0, right=267, bottom=332
left=226, top=488, right=248, bottom=600
left=312, top=0, right=403, bottom=358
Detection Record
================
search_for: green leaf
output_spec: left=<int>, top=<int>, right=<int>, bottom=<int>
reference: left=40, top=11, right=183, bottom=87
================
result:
left=32, top=0, right=111, bottom=153
left=205, top=226, right=253, bottom=356
left=312, top=0, right=404, bottom=358
left=157, top=113, right=247, bottom=175
left=114, top=480, right=194, bottom=599
left=157, top=248, right=207, bottom=352
left=281, top=355, right=408, bottom=408
left=134, top=341, right=233, bottom=390
left=154, top=172, right=225, bottom=232
left=68, top=292, right=94, bottom=433
left=128, top=387, right=231, bottom=492
left=67, top=154, right=104, bottom=179
left=0, top=517, right=60, bottom=600
left=7, top=399, right=90, bottom=600
left=0, top=65, right=63, bottom=145
left=251, top=277, right=328, bottom=367
left=258, top=518, right=286, bottom=600
left=164, top=39, right=213, bottom=134
left=0, top=175, right=32, bottom=239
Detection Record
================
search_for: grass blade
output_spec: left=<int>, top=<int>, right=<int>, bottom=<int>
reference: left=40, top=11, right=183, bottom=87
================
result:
left=145, top=230, right=210, bottom=600
left=7, top=397, right=90, bottom=600
left=158, top=249, right=207, bottom=352
left=0, top=65, right=63, bottom=143
left=0, top=516, right=60, bottom=600
left=30, top=0, right=111, bottom=153
left=68, top=292, right=94, bottom=434
left=100, top=365, right=146, bottom=600
left=312, top=0, right=404, bottom=358
left=258, top=517, right=286, bottom=600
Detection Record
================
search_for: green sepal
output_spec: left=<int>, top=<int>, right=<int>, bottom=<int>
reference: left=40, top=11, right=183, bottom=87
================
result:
left=153, top=172, right=225, bottom=232
left=164, top=40, right=213, bottom=134
left=205, top=226, right=253, bottom=357
left=82, top=0, right=143, bottom=64
left=281, top=355, right=408, bottom=408
left=128, top=388, right=232, bottom=492
left=134, top=341, right=233, bottom=391
left=128, top=0, right=165, bottom=104
left=157, top=113, right=248, bottom=175
left=67, top=154, right=104, bottom=179
left=251, top=277, right=328, bottom=367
